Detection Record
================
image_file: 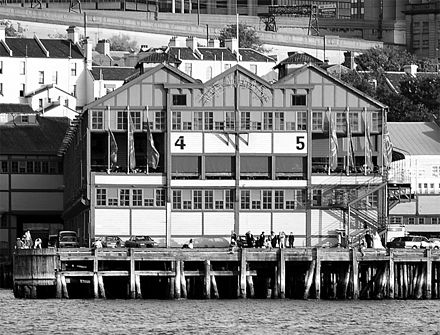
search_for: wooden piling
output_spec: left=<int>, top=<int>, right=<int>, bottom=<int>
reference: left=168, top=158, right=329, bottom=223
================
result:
left=180, top=261, right=187, bottom=299
left=426, top=249, right=432, bottom=299
left=169, top=261, right=175, bottom=299
left=273, top=265, right=279, bottom=299
left=265, top=276, right=272, bottom=299
left=303, top=260, right=316, bottom=299
left=211, top=275, right=219, bottom=299
left=175, top=260, right=181, bottom=299
left=246, top=275, right=255, bottom=298
left=204, top=260, right=211, bottom=299
left=403, top=263, right=408, bottom=299
left=342, top=264, right=350, bottom=299
left=351, top=249, right=359, bottom=299
left=129, top=252, right=135, bottom=299
left=98, top=274, right=106, bottom=299
left=61, top=274, right=69, bottom=299
left=389, top=255, right=394, bottom=299
left=314, top=248, right=321, bottom=299
left=279, top=249, right=286, bottom=299
left=135, top=274, right=142, bottom=299
left=93, top=273, right=99, bottom=298
left=56, top=271, right=62, bottom=299
left=239, top=249, right=247, bottom=298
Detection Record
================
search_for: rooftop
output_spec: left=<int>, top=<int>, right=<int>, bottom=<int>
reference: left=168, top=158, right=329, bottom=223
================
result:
left=90, top=67, right=138, bottom=81
left=388, top=122, right=440, bottom=155
left=0, top=103, right=34, bottom=114
left=0, top=38, right=83, bottom=58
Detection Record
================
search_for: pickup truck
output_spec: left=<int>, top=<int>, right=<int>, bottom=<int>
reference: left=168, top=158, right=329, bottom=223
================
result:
left=58, top=231, right=80, bottom=248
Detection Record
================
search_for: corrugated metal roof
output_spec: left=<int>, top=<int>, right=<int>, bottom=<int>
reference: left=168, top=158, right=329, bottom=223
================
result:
left=388, top=122, right=440, bottom=155
left=0, top=115, right=69, bottom=155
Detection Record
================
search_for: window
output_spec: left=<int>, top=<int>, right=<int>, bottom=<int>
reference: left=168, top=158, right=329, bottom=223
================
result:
left=20, top=61, right=25, bottom=75
left=225, top=112, right=235, bottom=131
left=71, top=63, right=77, bottom=76
left=21, top=115, right=29, bottom=124
left=119, top=189, right=130, bottom=206
left=292, top=94, right=306, bottom=106
left=263, top=191, right=272, bottom=209
left=96, top=189, right=107, bottom=206
left=241, top=112, right=250, bottom=130
left=312, top=112, right=323, bottom=131
left=349, top=112, right=360, bottom=132
left=205, top=190, right=213, bottom=209
left=172, top=111, right=181, bottom=130
left=371, top=112, right=379, bottom=132
left=91, top=110, right=103, bottom=130
left=241, top=190, right=250, bottom=209
left=155, top=111, right=165, bottom=130
left=173, top=190, right=182, bottom=209
left=432, top=166, right=440, bottom=178
left=225, top=190, right=234, bottom=209
left=204, top=112, right=213, bottom=130
left=297, top=111, right=307, bottom=130
left=193, top=190, right=202, bottom=209
left=432, top=218, right=439, bottom=225
left=264, top=112, right=273, bottom=130
left=274, top=112, right=284, bottom=130
left=418, top=217, right=425, bottom=225
left=38, top=99, right=43, bottom=108
left=173, top=94, right=187, bottom=106
left=19, top=84, right=25, bottom=97
left=130, top=111, right=141, bottom=130
left=38, top=71, right=44, bottom=84
left=132, top=189, right=142, bottom=206
left=0, top=161, right=8, bottom=173
left=155, top=189, right=166, bottom=207
left=312, top=189, right=322, bottom=206
left=408, top=217, right=415, bottom=225
left=193, top=112, right=203, bottom=130
left=52, top=71, right=58, bottom=84
left=336, top=112, right=346, bottom=132
left=275, top=190, right=284, bottom=209
left=117, top=111, right=127, bottom=130
left=72, top=85, right=77, bottom=97
left=250, top=64, right=257, bottom=74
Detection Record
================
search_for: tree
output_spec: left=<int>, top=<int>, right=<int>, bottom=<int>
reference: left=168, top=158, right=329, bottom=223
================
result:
left=108, top=34, right=138, bottom=52
left=218, top=23, right=266, bottom=52
left=355, top=46, right=416, bottom=73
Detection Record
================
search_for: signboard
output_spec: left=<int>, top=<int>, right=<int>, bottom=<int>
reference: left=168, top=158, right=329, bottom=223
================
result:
left=318, top=3, right=337, bottom=18
left=170, top=133, right=203, bottom=153
left=273, top=133, right=308, bottom=154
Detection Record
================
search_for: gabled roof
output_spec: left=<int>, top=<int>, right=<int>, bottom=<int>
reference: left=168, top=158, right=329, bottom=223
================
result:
left=275, top=64, right=387, bottom=108
left=203, top=64, right=272, bottom=89
left=137, top=52, right=181, bottom=66
left=0, top=103, right=35, bottom=114
left=274, top=52, right=323, bottom=69
left=388, top=122, right=440, bottom=155
left=24, top=84, right=73, bottom=98
left=0, top=38, right=83, bottom=58
left=90, top=67, right=139, bottom=81
left=0, top=115, right=69, bottom=155
left=168, top=46, right=275, bottom=63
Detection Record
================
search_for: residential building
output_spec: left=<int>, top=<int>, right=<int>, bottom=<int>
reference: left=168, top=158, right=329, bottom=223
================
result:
left=59, top=62, right=388, bottom=248
left=0, top=25, right=89, bottom=116
left=388, top=122, right=440, bottom=195
left=0, top=104, right=68, bottom=263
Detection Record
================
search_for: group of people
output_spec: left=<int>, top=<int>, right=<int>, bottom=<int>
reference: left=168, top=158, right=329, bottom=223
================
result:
left=15, top=231, right=42, bottom=250
left=229, top=231, right=295, bottom=253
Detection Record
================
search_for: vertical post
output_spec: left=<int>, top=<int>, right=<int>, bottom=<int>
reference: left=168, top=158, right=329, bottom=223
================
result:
left=403, top=263, right=408, bottom=299
left=181, top=261, right=187, bottom=298
left=93, top=250, right=99, bottom=298
left=351, top=248, right=359, bottom=299
left=273, top=264, right=279, bottom=299
left=389, top=252, right=394, bottom=299
left=129, top=252, right=135, bottom=299
left=204, top=260, right=211, bottom=299
left=211, top=275, right=219, bottom=299
left=240, top=249, right=247, bottom=298
left=175, top=260, right=181, bottom=299
left=314, top=248, right=321, bottom=299
left=135, top=275, right=142, bottom=299
left=61, top=274, right=69, bottom=299
left=98, top=275, right=106, bottom=299
left=426, top=249, right=432, bottom=299
left=279, top=248, right=285, bottom=299
left=169, top=261, right=175, bottom=299
left=56, top=271, right=62, bottom=299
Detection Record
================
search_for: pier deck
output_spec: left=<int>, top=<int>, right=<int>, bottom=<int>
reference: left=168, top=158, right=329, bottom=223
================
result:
left=13, top=248, right=440, bottom=300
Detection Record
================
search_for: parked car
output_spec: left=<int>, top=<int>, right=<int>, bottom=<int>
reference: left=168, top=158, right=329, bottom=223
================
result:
left=124, top=236, right=158, bottom=248
left=58, top=231, right=80, bottom=248
left=101, top=236, right=123, bottom=248
left=386, top=235, right=431, bottom=249
left=429, top=238, right=440, bottom=250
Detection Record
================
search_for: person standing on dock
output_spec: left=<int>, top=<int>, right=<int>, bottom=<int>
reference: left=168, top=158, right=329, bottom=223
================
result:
left=34, top=238, right=42, bottom=249
left=365, top=231, right=373, bottom=248
left=288, top=232, right=295, bottom=248
left=15, top=238, right=24, bottom=249
left=279, top=232, right=286, bottom=248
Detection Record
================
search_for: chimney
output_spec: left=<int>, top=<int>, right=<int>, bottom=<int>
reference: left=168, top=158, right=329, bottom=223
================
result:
left=140, top=45, right=149, bottom=52
left=66, top=26, right=79, bottom=44
left=403, top=64, right=418, bottom=76
left=186, top=36, right=198, bottom=52
left=344, top=51, right=355, bottom=70
left=225, top=38, right=238, bottom=54
left=0, top=25, right=5, bottom=41
left=84, top=38, right=93, bottom=70
left=169, top=36, right=185, bottom=47
left=95, top=39, right=110, bottom=56
left=208, top=38, right=220, bottom=48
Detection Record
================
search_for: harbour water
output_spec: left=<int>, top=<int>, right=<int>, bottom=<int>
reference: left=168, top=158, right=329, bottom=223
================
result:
left=1, top=289, right=439, bottom=334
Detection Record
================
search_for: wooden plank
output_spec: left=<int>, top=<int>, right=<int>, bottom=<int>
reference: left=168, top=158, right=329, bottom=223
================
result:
left=136, top=270, right=174, bottom=276
left=426, top=249, right=432, bottom=299
left=100, top=271, right=129, bottom=276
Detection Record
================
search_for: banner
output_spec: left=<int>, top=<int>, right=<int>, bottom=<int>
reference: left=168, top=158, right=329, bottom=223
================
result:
left=146, top=119, right=160, bottom=169
left=365, top=113, right=374, bottom=171
left=346, top=111, right=355, bottom=170
left=383, top=121, right=393, bottom=167
left=109, top=129, right=118, bottom=168
left=128, top=112, right=136, bottom=171
left=329, top=111, right=338, bottom=170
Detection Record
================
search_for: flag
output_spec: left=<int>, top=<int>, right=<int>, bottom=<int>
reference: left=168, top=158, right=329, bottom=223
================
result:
left=383, top=121, right=393, bottom=167
left=109, top=129, right=118, bottom=168
left=365, top=115, right=374, bottom=171
left=128, top=112, right=136, bottom=171
left=146, top=119, right=160, bottom=169
left=329, top=111, right=338, bottom=170
left=346, top=112, right=355, bottom=169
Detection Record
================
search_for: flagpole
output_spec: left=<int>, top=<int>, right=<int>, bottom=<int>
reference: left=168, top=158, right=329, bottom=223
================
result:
left=328, top=107, right=331, bottom=175
left=127, top=106, right=130, bottom=174
left=346, top=107, right=349, bottom=175
left=364, top=107, right=367, bottom=176
left=236, top=12, right=239, bottom=63
left=146, top=106, right=149, bottom=175
left=381, top=108, right=385, bottom=176
left=107, top=106, right=111, bottom=172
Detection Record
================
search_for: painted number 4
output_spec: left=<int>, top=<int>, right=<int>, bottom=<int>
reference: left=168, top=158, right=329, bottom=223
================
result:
left=174, top=136, right=186, bottom=150
left=296, top=136, right=305, bottom=151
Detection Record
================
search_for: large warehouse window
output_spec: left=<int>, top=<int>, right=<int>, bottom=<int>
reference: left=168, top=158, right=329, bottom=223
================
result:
left=240, top=156, right=271, bottom=179
left=171, top=156, right=200, bottom=179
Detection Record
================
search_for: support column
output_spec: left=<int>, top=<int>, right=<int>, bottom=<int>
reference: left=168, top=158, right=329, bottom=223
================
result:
left=135, top=275, right=142, bottom=299
left=175, top=260, right=181, bottom=299
left=61, top=274, right=69, bottom=299
left=56, top=271, right=62, bottom=299
left=426, top=249, right=432, bottom=299
left=279, top=248, right=285, bottom=299
left=98, top=274, right=106, bottom=299
left=273, top=265, right=279, bottom=299
left=389, top=252, right=394, bottom=299
left=314, top=248, right=321, bottom=299
left=204, top=260, right=211, bottom=299
left=181, top=261, right=187, bottom=298
left=93, top=251, right=99, bottom=298
left=240, top=249, right=247, bottom=298
left=129, top=252, right=135, bottom=299
left=351, top=248, right=359, bottom=299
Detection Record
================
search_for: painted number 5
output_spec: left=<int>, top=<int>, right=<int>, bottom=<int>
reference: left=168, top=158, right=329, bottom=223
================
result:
left=174, top=136, right=186, bottom=150
left=296, top=136, right=305, bottom=151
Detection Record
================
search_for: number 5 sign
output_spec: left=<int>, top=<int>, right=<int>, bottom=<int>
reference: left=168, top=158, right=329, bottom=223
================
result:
left=170, top=133, right=203, bottom=153
left=273, top=133, right=308, bottom=154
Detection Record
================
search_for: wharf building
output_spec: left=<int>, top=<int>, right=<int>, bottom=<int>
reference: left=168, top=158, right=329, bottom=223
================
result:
left=60, top=61, right=389, bottom=248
